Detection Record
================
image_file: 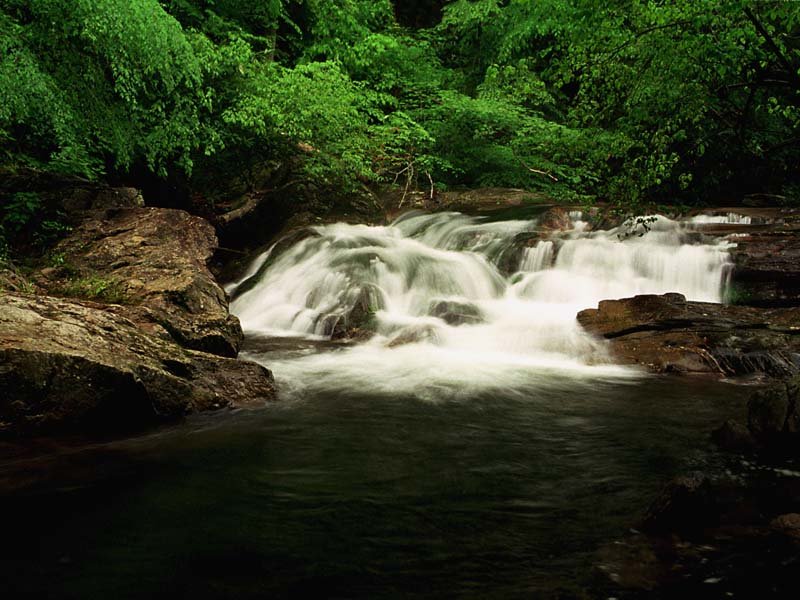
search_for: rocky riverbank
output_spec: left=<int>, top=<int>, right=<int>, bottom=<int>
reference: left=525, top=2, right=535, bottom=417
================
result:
left=574, top=208, right=800, bottom=597
left=577, top=293, right=800, bottom=378
left=1, top=184, right=276, bottom=436
left=3, top=182, right=800, bottom=597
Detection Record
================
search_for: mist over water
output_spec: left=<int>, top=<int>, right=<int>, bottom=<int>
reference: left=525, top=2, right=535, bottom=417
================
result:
left=230, top=211, right=734, bottom=398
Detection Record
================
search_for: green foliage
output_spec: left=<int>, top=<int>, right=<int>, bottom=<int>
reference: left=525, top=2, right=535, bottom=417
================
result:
left=46, top=251, right=67, bottom=268
left=0, top=0, right=798, bottom=211
left=59, top=274, right=126, bottom=303
left=1, top=192, right=42, bottom=231
left=0, top=192, right=40, bottom=255
left=0, top=0, right=215, bottom=177
left=0, top=189, right=72, bottom=255
left=436, top=0, right=800, bottom=208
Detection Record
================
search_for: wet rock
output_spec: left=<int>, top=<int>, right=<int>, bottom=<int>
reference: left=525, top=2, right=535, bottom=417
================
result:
left=330, top=285, right=382, bottom=341
left=712, top=419, right=756, bottom=453
left=641, top=473, right=720, bottom=536
left=228, top=227, right=320, bottom=301
left=598, top=508, right=794, bottom=597
left=496, top=231, right=543, bottom=275
left=41, top=207, right=243, bottom=357
left=428, top=299, right=483, bottom=326
left=727, top=209, right=800, bottom=307
left=595, top=534, right=677, bottom=592
left=577, top=293, right=800, bottom=377
left=0, top=293, right=275, bottom=436
left=577, top=293, right=689, bottom=337
left=432, top=187, right=543, bottom=212
left=216, top=178, right=380, bottom=253
left=770, top=513, right=800, bottom=539
left=748, top=386, right=792, bottom=439
left=713, top=348, right=799, bottom=379
left=387, top=324, right=441, bottom=347
left=743, top=377, right=800, bottom=452
left=537, top=207, right=572, bottom=231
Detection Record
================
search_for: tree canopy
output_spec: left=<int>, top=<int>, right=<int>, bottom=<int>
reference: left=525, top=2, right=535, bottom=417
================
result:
left=1, top=0, right=799, bottom=211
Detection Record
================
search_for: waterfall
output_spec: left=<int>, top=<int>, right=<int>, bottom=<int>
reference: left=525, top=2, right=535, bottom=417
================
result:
left=519, top=241, right=554, bottom=272
left=689, top=212, right=752, bottom=225
left=230, top=211, right=735, bottom=398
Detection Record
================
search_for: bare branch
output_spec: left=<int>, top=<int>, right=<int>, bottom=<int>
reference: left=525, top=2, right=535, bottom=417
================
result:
left=510, top=148, right=559, bottom=182
left=398, top=162, right=414, bottom=208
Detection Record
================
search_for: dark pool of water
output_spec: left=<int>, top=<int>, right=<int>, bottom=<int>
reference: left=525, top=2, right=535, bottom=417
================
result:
left=0, top=377, right=751, bottom=599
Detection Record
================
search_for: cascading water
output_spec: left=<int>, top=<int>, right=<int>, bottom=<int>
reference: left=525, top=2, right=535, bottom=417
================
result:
left=230, top=211, right=734, bottom=399
left=4, top=208, right=762, bottom=600
left=519, top=241, right=554, bottom=272
left=689, top=212, right=753, bottom=225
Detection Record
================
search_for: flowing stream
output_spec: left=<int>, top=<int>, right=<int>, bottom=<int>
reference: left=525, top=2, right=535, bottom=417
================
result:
left=2, top=209, right=757, bottom=599
left=230, top=210, right=734, bottom=399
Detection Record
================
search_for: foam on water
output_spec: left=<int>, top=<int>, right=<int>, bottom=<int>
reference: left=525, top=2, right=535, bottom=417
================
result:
left=230, top=211, right=734, bottom=398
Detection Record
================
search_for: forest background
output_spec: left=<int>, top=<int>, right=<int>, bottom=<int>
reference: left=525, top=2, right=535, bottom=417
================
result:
left=1, top=0, right=799, bottom=251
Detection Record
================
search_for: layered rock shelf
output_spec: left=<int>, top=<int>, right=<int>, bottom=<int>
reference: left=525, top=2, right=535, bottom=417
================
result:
left=577, top=293, right=800, bottom=378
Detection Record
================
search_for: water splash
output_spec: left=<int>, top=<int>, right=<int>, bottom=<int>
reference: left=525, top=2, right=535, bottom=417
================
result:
left=230, top=211, right=734, bottom=397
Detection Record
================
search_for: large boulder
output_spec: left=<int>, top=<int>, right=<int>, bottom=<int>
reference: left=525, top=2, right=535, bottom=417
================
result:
left=0, top=293, right=275, bottom=435
left=39, top=207, right=243, bottom=357
left=577, top=293, right=800, bottom=377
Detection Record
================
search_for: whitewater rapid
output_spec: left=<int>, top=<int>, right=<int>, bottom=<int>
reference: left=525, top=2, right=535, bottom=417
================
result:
left=229, top=211, right=735, bottom=399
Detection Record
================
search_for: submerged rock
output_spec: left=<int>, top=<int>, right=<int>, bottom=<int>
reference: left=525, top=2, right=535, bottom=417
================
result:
left=386, top=324, right=441, bottom=347
left=748, top=386, right=793, bottom=439
left=599, top=472, right=800, bottom=597
left=740, top=376, right=800, bottom=452
left=577, top=293, right=800, bottom=377
left=330, top=285, right=382, bottom=341
left=711, top=419, right=756, bottom=453
left=0, top=293, right=275, bottom=436
left=770, top=513, right=800, bottom=539
left=641, top=473, right=724, bottom=537
left=40, top=207, right=243, bottom=357
left=428, top=299, right=483, bottom=326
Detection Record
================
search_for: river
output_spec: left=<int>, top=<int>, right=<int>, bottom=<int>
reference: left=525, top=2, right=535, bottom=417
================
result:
left=1, top=209, right=756, bottom=598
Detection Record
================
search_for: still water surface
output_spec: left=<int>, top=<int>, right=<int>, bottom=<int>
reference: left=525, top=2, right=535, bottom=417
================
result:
left=1, top=377, right=748, bottom=598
